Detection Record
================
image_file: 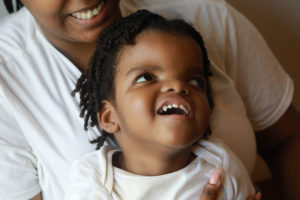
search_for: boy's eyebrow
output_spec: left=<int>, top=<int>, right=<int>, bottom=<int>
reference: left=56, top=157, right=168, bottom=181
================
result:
left=187, top=66, right=204, bottom=75
left=126, top=65, right=162, bottom=75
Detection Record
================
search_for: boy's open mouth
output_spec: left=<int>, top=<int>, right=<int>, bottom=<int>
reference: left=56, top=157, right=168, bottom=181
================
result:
left=157, top=103, right=189, bottom=116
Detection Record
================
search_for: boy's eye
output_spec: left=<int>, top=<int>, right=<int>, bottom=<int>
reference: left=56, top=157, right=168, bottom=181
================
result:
left=189, top=78, right=205, bottom=88
left=136, top=73, right=154, bottom=83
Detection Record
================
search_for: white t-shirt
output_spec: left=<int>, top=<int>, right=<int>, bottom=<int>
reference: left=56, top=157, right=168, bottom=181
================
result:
left=64, top=138, right=255, bottom=200
left=0, top=0, right=293, bottom=199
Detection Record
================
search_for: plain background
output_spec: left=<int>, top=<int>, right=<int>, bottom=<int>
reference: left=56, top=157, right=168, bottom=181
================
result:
left=0, top=0, right=299, bottom=111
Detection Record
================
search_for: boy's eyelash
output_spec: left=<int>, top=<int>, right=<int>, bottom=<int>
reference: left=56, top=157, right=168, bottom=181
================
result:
left=135, top=73, right=155, bottom=83
left=133, top=73, right=206, bottom=88
left=190, top=77, right=206, bottom=89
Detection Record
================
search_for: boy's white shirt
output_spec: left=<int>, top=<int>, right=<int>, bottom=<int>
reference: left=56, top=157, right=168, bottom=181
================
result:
left=64, top=137, right=255, bottom=200
left=0, top=0, right=293, bottom=199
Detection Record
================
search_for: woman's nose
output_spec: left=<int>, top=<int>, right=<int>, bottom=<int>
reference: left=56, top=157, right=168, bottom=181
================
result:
left=161, top=80, right=189, bottom=95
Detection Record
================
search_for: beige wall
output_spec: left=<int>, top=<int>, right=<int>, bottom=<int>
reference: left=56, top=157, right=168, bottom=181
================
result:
left=227, top=0, right=300, bottom=111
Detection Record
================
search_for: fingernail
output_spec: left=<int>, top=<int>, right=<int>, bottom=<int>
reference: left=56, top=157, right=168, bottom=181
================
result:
left=209, top=168, right=223, bottom=185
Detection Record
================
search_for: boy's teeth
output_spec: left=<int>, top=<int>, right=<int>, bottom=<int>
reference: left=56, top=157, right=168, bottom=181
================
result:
left=180, top=105, right=188, bottom=114
left=160, top=104, right=189, bottom=115
left=163, top=106, right=168, bottom=112
left=71, top=1, right=104, bottom=19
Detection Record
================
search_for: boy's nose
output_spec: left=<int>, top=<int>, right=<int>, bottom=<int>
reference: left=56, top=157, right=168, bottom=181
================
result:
left=161, top=80, right=189, bottom=95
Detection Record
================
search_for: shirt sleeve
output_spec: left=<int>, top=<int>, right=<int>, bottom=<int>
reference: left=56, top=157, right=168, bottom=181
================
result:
left=223, top=149, right=256, bottom=199
left=215, top=139, right=256, bottom=199
left=0, top=85, right=41, bottom=200
left=64, top=160, right=113, bottom=200
left=224, top=3, right=294, bottom=131
left=197, top=138, right=255, bottom=199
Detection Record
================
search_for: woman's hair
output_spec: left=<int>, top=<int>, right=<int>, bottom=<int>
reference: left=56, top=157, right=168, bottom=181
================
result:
left=4, top=0, right=23, bottom=13
left=72, top=10, right=213, bottom=149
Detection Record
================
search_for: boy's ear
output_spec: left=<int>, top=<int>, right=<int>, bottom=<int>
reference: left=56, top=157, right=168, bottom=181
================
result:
left=97, top=100, right=120, bottom=134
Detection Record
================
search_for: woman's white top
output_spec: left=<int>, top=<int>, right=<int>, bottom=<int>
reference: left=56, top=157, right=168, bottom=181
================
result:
left=0, top=0, right=293, bottom=199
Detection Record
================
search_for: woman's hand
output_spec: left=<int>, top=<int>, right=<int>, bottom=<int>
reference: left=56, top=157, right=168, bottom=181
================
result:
left=199, top=169, right=262, bottom=200
left=200, top=168, right=222, bottom=200
left=30, top=193, right=42, bottom=200
left=246, top=193, right=262, bottom=200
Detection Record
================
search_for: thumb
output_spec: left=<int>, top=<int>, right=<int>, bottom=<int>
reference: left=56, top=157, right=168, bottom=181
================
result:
left=200, top=168, right=223, bottom=200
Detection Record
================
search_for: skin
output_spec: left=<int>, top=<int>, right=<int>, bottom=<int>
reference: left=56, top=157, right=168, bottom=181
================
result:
left=98, top=31, right=261, bottom=199
left=18, top=0, right=298, bottom=199
left=30, top=193, right=41, bottom=200
left=100, top=31, right=211, bottom=176
left=256, top=105, right=300, bottom=199
left=21, top=0, right=121, bottom=71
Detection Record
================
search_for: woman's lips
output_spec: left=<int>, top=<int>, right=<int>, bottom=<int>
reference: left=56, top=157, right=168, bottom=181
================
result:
left=70, top=1, right=105, bottom=20
left=68, top=1, right=109, bottom=26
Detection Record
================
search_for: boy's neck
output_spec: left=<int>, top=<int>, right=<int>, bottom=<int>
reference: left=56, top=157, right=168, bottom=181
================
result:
left=113, top=146, right=196, bottom=176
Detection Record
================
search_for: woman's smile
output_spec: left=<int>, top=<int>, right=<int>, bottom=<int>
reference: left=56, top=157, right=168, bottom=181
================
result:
left=68, top=1, right=109, bottom=26
left=70, top=1, right=105, bottom=20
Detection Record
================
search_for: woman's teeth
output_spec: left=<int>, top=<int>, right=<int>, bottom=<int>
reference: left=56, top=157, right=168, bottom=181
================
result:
left=71, top=1, right=104, bottom=19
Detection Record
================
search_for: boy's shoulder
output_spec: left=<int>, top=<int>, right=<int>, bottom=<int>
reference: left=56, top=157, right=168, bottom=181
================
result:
left=70, top=145, right=119, bottom=184
left=66, top=146, right=118, bottom=200
left=72, top=145, right=118, bottom=169
left=195, top=137, right=256, bottom=197
left=194, top=137, right=241, bottom=169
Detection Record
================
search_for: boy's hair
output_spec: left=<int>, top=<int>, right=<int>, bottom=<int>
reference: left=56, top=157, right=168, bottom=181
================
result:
left=72, top=10, right=214, bottom=149
left=4, top=0, right=23, bottom=13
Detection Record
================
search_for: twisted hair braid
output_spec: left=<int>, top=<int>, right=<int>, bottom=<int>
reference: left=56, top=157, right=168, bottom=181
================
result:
left=72, top=10, right=213, bottom=149
left=4, top=0, right=23, bottom=13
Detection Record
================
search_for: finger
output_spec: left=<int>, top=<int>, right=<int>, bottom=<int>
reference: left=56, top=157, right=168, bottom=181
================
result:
left=246, top=192, right=262, bottom=200
left=200, top=168, right=222, bottom=200
left=200, top=181, right=221, bottom=200
left=246, top=195, right=256, bottom=200
left=256, top=192, right=262, bottom=200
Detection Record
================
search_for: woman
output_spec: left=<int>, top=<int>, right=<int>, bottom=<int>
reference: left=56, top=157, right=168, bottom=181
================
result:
left=0, top=0, right=298, bottom=199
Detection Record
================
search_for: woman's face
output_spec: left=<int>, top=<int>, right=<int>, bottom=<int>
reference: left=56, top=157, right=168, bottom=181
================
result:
left=21, top=0, right=120, bottom=44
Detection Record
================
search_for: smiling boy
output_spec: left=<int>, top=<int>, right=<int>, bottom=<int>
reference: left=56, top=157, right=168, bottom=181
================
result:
left=66, top=10, right=255, bottom=200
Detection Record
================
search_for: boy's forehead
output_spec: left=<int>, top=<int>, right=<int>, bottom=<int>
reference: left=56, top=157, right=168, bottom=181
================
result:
left=119, top=30, right=203, bottom=61
left=116, top=31, right=204, bottom=77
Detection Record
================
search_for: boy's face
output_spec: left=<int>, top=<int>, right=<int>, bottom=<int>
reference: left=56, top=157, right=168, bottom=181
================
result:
left=22, top=0, right=120, bottom=44
left=102, top=30, right=210, bottom=155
